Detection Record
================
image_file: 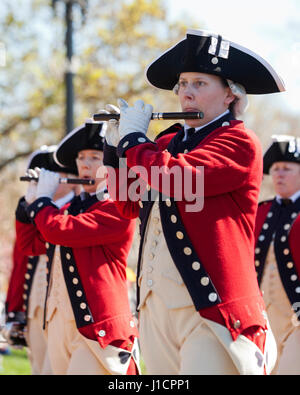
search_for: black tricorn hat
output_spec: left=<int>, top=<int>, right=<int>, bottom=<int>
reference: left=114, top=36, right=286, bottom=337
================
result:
left=146, top=29, right=285, bottom=95
left=54, top=120, right=105, bottom=173
left=27, top=145, right=78, bottom=175
left=263, top=135, right=300, bottom=174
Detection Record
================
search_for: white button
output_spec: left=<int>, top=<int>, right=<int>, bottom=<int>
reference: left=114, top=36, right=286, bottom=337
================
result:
left=84, top=315, right=91, bottom=322
left=76, top=290, right=83, bottom=297
left=222, top=121, right=230, bottom=127
left=138, top=137, right=146, bottom=143
left=183, top=247, right=192, bottom=256
left=258, top=235, right=265, bottom=241
left=165, top=199, right=171, bottom=207
left=30, top=211, right=35, bottom=218
left=25, top=274, right=30, bottom=280
left=284, top=249, right=290, bottom=255
left=66, top=253, right=71, bottom=260
left=291, top=212, right=298, bottom=219
left=80, top=303, right=87, bottom=309
left=233, top=320, right=241, bottom=329
left=208, top=293, right=218, bottom=302
left=296, top=287, right=300, bottom=294
left=184, top=149, right=189, bottom=154
left=130, top=320, right=135, bottom=327
left=211, top=57, right=218, bottom=64
left=139, top=201, right=143, bottom=208
left=281, top=236, right=287, bottom=242
left=171, top=215, right=177, bottom=223
left=263, top=223, right=269, bottom=230
left=284, top=224, right=291, bottom=230
left=201, top=277, right=209, bottom=286
left=72, top=278, right=79, bottom=285
left=98, top=330, right=106, bottom=337
left=291, top=274, right=297, bottom=281
left=45, top=242, right=50, bottom=249
left=147, top=279, right=153, bottom=287
left=122, top=141, right=129, bottom=148
left=287, top=262, right=294, bottom=269
left=255, top=248, right=260, bottom=254
left=267, top=212, right=273, bottom=218
left=192, top=261, right=201, bottom=271
left=69, top=266, right=75, bottom=272
left=64, top=209, right=69, bottom=215
left=38, top=202, right=44, bottom=208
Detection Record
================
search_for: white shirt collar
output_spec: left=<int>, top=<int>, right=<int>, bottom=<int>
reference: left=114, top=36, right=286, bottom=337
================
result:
left=276, top=189, right=300, bottom=204
left=54, top=191, right=75, bottom=208
left=183, top=110, right=230, bottom=140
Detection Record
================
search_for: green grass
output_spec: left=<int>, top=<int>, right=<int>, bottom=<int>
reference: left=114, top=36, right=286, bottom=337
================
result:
left=0, top=348, right=31, bottom=375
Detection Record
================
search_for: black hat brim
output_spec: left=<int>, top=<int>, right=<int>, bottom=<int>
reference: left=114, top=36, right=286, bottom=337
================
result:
left=54, top=122, right=104, bottom=173
left=146, top=30, right=285, bottom=95
left=27, top=147, right=78, bottom=175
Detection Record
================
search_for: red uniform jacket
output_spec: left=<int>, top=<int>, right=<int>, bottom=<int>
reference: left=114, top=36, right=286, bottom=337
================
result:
left=5, top=239, right=28, bottom=321
left=15, top=195, right=138, bottom=348
left=254, top=198, right=300, bottom=313
left=105, top=114, right=267, bottom=342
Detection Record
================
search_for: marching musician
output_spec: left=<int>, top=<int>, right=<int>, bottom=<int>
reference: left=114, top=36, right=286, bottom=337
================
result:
left=14, top=120, right=139, bottom=375
left=5, top=145, right=78, bottom=374
left=254, top=135, right=300, bottom=375
left=103, top=29, right=285, bottom=374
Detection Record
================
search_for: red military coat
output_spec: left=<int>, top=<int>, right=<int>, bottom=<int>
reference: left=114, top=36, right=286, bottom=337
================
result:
left=105, top=114, right=267, bottom=342
left=254, top=198, right=300, bottom=311
left=15, top=194, right=138, bottom=348
left=5, top=239, right=28, bottom=322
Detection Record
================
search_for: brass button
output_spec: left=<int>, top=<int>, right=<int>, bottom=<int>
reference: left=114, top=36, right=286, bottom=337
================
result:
left=176, top=231, right=184, bottom=240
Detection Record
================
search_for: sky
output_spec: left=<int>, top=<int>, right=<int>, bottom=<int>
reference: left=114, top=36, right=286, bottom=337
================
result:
left=165, top=0, right=300, bottom=115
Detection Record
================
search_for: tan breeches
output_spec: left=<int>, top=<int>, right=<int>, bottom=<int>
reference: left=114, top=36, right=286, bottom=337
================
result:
left=266, top=304, right=300, bottom=375
left=26, top=307, right=52, bottom=375
left=46, top=309, right=110, bottom=375
left=139, top=292, right=239, bottom=375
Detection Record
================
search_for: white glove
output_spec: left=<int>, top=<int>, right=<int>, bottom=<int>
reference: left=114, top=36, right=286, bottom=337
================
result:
left=118, top=99, right=153, bottom=140
left=98, top=104, right=120, bottom=147
left=36, top=168, right=60, bottom=200
left=24, top=168, right=39, bottom=204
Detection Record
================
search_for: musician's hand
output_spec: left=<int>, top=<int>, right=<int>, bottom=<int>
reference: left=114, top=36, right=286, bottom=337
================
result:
left=98, top=104, right=120, bottom=147
left=36, top=168, right=60, bottom=200
left=118, top=99, right=152, bottom=139
left=24, top=168, right=39, bottom=204
left=2, top=321, right=27, bottom=348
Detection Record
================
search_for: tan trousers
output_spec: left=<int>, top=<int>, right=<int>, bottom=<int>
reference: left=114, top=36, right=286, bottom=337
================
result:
left=261, top=244, right=300, bottom=375
left=46, top=309, right=111, bottom=375
left=139, top=292, right=239, bottom=375
left=26, top=307, right=52, bottom=375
